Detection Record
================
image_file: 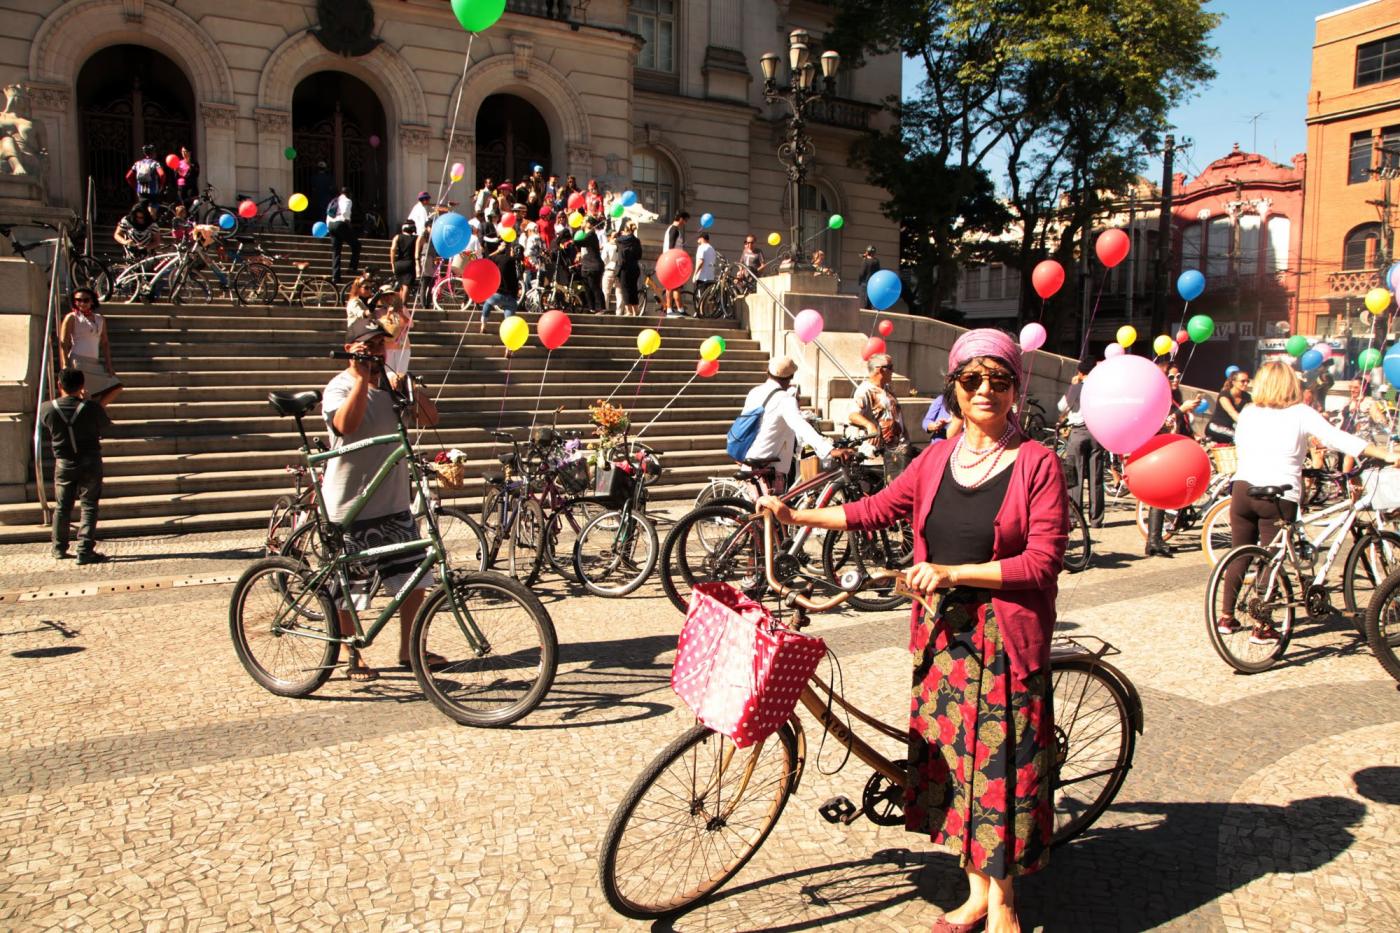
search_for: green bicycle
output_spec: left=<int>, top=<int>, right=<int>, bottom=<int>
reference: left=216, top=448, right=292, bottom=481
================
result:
left=228, top=377, right=558, bottom=727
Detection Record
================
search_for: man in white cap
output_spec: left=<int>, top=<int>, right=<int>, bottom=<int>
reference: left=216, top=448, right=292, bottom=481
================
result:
left=738, top=356, right=848, bottom=489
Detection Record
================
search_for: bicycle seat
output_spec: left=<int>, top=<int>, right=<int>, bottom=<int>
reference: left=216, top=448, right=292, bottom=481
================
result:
left=497, top=452, right=517, bottom=467
left=742, top=456, right=780, bottom=469
left=293, top=260, right=310, bottom=270
left=1246, top=484, right=1292, bottom=501
left=268, top=390, right=322, bottom=418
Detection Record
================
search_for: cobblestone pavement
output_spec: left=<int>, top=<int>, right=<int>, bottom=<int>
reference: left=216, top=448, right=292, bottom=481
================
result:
left=1, top=500, right=1398, bottom=931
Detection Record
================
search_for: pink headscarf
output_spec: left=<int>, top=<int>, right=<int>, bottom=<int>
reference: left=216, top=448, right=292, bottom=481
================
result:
left=948, top=328, right=1024, bottom=386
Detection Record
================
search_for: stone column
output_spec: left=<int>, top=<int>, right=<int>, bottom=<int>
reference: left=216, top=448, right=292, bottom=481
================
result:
left=254, top=109, right=293, bottom=212
left=445, top=129, right=473, bottom=202
left=201, top=102, right=239, bottom=201
left=25, top=82, right=72, bottom=210
left=398, top=124, right=431, bottom=221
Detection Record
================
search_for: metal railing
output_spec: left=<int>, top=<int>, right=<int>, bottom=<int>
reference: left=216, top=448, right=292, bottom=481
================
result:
left=735, top=264, right=861, bottom=406
left=30, top=225, right=70, bottom=525
left=806, top=97, right=878, bottom=131
left=506, top=0, right=570, bottom=20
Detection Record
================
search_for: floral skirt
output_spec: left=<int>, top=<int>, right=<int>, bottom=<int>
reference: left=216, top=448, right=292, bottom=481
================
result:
left=903, top=589, right=1054, bottom=879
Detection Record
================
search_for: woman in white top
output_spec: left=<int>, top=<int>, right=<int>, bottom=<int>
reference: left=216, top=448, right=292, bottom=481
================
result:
left=344, top=275, right=373, bottom=327
left=1218, top=361, right=1398, bottom=642
left=58, top=288, right=122, bottom=403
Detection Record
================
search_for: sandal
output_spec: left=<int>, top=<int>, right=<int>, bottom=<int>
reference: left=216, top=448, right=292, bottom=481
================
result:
left=930, top=916, right=985, bottom=933
left=346, top=660, right=380, bottom=683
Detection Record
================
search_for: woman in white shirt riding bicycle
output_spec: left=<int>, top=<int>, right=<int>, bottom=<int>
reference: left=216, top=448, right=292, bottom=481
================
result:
left=1217, top=361, right=1399, bottom=643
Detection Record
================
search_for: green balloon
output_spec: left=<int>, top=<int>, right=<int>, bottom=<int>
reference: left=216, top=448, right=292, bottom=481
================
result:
left=573, top=229, right=587, bottom=242
left=283, top=146, right=297, bottom=161
left=1186, top=313, right=1215, bottom=344
left=1285, top=334, right=1309, bottom=357
left=1359, top=347, right=1383, bottom=371
left=451, top=0, right=505, bottom=32
left=715, top=335, right=727, bottom=353
left=828, top=214, right=844, bottom=230
left=610, top=201, right=626, bottom=218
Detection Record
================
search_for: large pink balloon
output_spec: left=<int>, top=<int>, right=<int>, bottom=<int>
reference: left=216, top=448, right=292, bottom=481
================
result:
left=1019, top=322, right=1047, bottom=353
left=1030, top=260, right=1065, bottom=299
left=1095, top=228, right=1131, bottom=269
left=1314, top=342, right=1333, bottom=362
left=793, top=308, right=824, bottom=343
left=1081, top=354, right=1171, bottom=454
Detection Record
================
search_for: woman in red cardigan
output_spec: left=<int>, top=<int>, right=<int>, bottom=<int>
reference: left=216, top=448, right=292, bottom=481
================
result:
left=757, top=328, right=1067, bottom=933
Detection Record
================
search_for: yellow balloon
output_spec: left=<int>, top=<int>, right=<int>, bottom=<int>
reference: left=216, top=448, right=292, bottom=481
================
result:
left=1116, top=325, right=1137, bottom=349
left=499, top=315, right=529, bottom=353
left=637, top=328, right=661, bottom=357
left=450, top=172, right=464, bottom=183
left=700, top=336, right=722, bottom=362
left=501, top=227, right=517, bottom=243
left=767, top=232, right=781, bottom=247
left=287, top=193, right=309, bottom=213
left=1365, top=287, right=1392, bottom=315
left=569, top=212, right=585, bottom=229
left=1152, top=335, right=1174, bottom=356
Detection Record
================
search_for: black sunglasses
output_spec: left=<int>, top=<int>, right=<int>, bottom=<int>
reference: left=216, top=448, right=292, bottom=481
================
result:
left=72, top=297, right=93, bottom=305
left=955, top=371, right=1014, bottom=394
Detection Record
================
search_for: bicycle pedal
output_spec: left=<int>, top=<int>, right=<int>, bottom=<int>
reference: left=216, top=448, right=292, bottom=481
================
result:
left=818, top=795, right=857, bottom=825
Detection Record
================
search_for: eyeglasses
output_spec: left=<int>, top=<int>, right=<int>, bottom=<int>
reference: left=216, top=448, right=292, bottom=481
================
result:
left=955, top=371, right=1014, bottom=394
left=72, top=297, right=93, bottom=305
left=1168, top=374, right=1182, bottom=382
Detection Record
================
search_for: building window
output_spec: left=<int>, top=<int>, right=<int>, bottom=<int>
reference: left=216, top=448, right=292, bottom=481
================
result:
left=1342, top=222, right=1382, bottom=270
left=1382, top=125, right=1400, bottom=175
left=630, top=1, right=676, bottom=73
left=1357, top=34, right=1400, bottom=87
left=632, top=149, right=676, bottom=221
left=964, top=267, right=982, bottom=301
left=1349, top=131, right=1373, bottom=184
left=1264, top=216, right=1290, bottom=273
left=1236, top=214, right=1261, bottom=278
left=1206, top=216, right=1233, bottom=278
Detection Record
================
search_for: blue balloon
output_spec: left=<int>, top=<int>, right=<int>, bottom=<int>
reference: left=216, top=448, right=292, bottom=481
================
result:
left=1177, top=269, right=1206, bottom=302
left=1389, top=262, right=1400, bottom=295
left=620, top=190, right=638, bottom=207
left=431, top=212, right=472, bottom=256
left=1225, top=365, right=1239, bottom=378
left=866, top=269, right=902, bottom=311
left=1299, top=349, right=1323, bottom=372
left=1194, top=398, right=1210, bottom=415
left=700, top=212, right=714, bottom=229
left=1384, top=344, right=1400, bottom=389
left=218, top=212, right=236, bottom=231
left=311, top=221, right=329, bottom=238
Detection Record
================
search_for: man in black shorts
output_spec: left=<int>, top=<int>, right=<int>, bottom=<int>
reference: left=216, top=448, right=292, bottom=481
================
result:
left=40, top=368, right=115, bottom=563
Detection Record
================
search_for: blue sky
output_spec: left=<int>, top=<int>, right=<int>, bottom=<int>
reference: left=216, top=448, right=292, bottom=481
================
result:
left=900, top=0, right=1343, bottom=187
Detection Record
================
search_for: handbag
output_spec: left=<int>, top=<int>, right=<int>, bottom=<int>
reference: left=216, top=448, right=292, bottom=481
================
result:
left=671, top=582, right=828, bottom=748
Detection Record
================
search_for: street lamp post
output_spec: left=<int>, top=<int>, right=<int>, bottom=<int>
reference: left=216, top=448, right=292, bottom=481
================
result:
left=759, top=30, right=839, bottom=270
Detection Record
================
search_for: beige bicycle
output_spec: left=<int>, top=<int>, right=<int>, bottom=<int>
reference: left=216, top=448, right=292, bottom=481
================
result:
left=597, top=513, right=1142, bottom=919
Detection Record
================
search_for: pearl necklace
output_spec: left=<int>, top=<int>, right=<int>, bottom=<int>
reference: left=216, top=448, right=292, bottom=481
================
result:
left=951, top=422, right=1015, bottom=488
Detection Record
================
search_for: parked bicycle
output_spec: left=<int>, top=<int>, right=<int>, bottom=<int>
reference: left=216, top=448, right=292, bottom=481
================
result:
left=597, top=511, right=1141, bottom=919
left=574, top=438, right=663, bottom=597
left=0, top=220, right=111, bottom=299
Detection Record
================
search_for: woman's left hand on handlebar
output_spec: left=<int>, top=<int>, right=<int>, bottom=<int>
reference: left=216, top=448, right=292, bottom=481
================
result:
left=906, top=561, right=955, bottom=594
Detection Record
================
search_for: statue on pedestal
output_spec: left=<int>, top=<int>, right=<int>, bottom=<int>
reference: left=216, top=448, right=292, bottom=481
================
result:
left=0, top=84, right=47, bottom=179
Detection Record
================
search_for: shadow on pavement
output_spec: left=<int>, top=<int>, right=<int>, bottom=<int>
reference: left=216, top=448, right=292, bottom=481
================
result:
left=1353, top=766, right=1400, bottom=805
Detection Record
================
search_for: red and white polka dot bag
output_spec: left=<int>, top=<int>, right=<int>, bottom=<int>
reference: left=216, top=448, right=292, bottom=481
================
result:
left=671, top=582, right=828, bottom=748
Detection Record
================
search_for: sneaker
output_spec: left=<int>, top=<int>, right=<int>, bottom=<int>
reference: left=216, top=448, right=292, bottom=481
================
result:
left=51, top=548, right=71, bottom=560
left=76, top=551, right=111, bottom=566
left=1216, top=616, right=1240, bottom=635
left=1249, top=623, right=1281, bottom=646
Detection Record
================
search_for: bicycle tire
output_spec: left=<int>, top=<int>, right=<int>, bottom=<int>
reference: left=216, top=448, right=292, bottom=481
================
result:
left=295, top=277, right=340, bottom=308
left=228, top=556, right=340, bottom=697
left=542, top=496, right=610, bottom=583
left=598, top=723, right=798, bottom=919
left=171, top=266, right=213, bottom=305
left=658, top=501, right=763, bottom=614
left=409, top=569, right=557, bottom=727
left=433, top=276, right=471, bottom=313
left=109, top=261, right=147, bottom=303
left=1063, top=499, right=1092, bottom=573
left=695, top=479, right=753, bottom=509
left=1048, top=657, right=1136, bottom=846
left=820, top=522, right=911, bottom=611
left=1342, top=530, right=1400, bottom=626
left=70, top=256, right=112, bottom=301
left=428, top=505, right=488, bottom=572
left=481, top=488, right=546, bottom=585
left=233, top=262, right=279, bottom=305
left=1204, top=545, right=1294, bottom=673
left=574, top=509, right=659, bottom=597
left=1135, top=499, right=1186, bottom=542
left=1362, top=565, right=1400, bottom=684
left=1200, top=498, right=1233, bottom=566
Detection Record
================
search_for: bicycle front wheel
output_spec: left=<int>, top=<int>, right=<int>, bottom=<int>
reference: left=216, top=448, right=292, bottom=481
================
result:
left=1342, top=530, right=1400, bottom=626
left=543, top=496, right=610, bottom=583
left=659, top=503, right=763, bottom=614
left=1200, top=498, right=1233, bottom=566
left=409, top=570, right=557, bottom=727
left=1204, top=545, right=1295, bottom=673
left=233, top=262, right=279, bottom=305
left=1362, top=566, right=1400, bottom=684
left=228, top=556, right=340, bottom=697
left=433, top=277, right=471, bottom=313
left=1135, top=499, right=1184, bottom=541
left=598, top=723, right=798, bottom=919
left=575, top=509, right=659, bottom=597
left=1049, top=657, right=1135, bottom=846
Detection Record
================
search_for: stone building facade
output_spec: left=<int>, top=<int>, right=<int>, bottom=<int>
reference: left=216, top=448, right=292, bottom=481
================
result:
left=0, top=0, right=899, bottom=282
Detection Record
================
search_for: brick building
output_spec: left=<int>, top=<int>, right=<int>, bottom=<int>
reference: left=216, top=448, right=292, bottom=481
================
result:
left=1300, top=0, right=1400, bottom=338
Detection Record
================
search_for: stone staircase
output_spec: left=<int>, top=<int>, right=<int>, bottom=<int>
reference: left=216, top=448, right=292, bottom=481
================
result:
left=1, top=234, right=781, bottom=543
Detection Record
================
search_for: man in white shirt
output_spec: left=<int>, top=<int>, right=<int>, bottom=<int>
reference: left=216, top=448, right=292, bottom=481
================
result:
left=740, top=356, right=848, bottom=489
left=693, top=232, right=717, bottom=298
left=326, top=187, right=360, bottom=284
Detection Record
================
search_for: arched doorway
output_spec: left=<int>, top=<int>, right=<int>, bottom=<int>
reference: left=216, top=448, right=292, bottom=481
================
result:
left=292, top=72, right=387, bottom=233
left=475, top=94, right=551, bottom=188
left=77, top=45, right=196, bottom=222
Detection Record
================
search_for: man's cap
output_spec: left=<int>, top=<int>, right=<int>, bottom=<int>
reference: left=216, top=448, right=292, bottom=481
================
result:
left=346, top=317, right=391, bottom=344
left=768, top=356, right=798, bottom=379
left=864, top=245, right=877, bottom=255
left=513, top=203, right=527, bottom=212
left=417, top=191, right=431, bottom=201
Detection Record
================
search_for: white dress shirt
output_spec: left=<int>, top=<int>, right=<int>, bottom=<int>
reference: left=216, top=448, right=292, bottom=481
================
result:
left=1234, top=403, right=1368, bottom=504
left=695, top=241, right=716, bottom=282
left=327, top=194, right=353, bottom=223
left=407, top=201, right=431, bottom=236
left=740, top=378, right=834, bottom=475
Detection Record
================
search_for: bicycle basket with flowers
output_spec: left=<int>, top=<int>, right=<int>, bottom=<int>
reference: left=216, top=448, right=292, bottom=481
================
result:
left=432, top=448, right=470, bottom=490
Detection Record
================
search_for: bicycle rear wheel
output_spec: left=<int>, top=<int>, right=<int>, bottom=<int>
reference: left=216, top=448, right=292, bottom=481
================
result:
left=295, top=277, right=341, bottom=308
left=1048, top=657, right=1135, bottom=846
left=658, top=503, right=764, bottom=614
left=409, top=570, right=557, bottom=727
left=70, top=256, right=112, bottom=301
left=575, top=509, right=659, bottom=597
left=431, top=505, right=488, bottom=572
left=820, top=522, right=912, bottom=611
left=433, top=277, right=471, bottom=313
left=1200, top=498, right=1233, bottom=566
left=598, top=723, right=798, bottom=919
left=543, top=496, right=610, bottom=583
left=171, top=267, right=213, bottom=305
left=1204, top=545, right=1295, bottom=673
left=1362, top=566, right=1400, bottom=684
left=228, top=556, right=340, bottom=697
left=481, top=488, right=545, bottom=585
left=233, top=262, right=279, bottom=305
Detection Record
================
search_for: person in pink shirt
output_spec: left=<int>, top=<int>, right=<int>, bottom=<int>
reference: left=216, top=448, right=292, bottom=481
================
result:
left=757, top=328, right=1067, bottom=933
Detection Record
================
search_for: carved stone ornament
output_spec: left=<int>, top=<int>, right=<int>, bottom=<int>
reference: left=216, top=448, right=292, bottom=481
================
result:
left=201, top=102, right=238, bottom=131
left=511, top=36, right=534, bottom=79
left=24, top=82, right=70, bottom=112
left=445, top=129, right=474, bottom=156
left=399, top=124, right=430, bottom=152
left=255, top=108, right=291, bottom=134
left=311, top=0, right=381, bottom=58
left=0, top=84, right=49, bottom=178
left=122, top=0, right=144, bottom=24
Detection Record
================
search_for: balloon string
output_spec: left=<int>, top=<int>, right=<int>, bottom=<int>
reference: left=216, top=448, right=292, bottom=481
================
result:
left=636, top=373, right=697, bottom=438
left=603, top=356, right=641, bottom=403
left=528, top=350, right=552, bottom=434
left=634, top=356, right=651, bottom=404
left=1078, top=267, right=1114, bottom=361
left=496, top=352, right=513, bottom=433
left=435, top=32, right=477, bottom=205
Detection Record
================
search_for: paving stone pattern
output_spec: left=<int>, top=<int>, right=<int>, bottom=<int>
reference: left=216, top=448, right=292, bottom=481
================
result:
left=1, top=502, right=1398, bottom=931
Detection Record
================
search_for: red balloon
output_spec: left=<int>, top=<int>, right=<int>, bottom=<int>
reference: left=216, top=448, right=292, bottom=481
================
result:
left=696, top=358, right=720, bottom=378
left=1175, top=329, right=1189, bottom=344
left=655, top=248, right=693, bottom=291
left=1124, top=434, right=1211, bottom=510
left=462, top=258, right=501, bottom=304
left=1095, top=228, right=1131, bottom=269
left=237, top=199, right=258, bottom=220
left=499, top=212, right=517, bottom=228
left=538, top=309, right=572, bottom=350
left=1031, top=260, right=1066, bottom=299
left=164, top=154, right=180, bottom=170
left=861, top=336, right=887, bottom=361
left=877, top=319, right=894, bottom=338
left=567, top=192, right=587, bottom=212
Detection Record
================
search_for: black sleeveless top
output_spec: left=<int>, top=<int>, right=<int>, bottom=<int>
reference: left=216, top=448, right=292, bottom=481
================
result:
left=923, top=458, right=1013, bottom=565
